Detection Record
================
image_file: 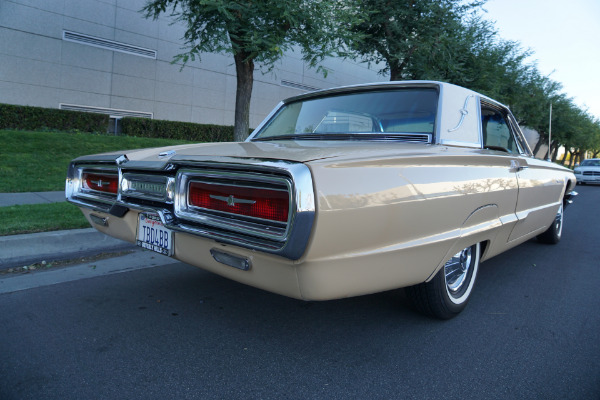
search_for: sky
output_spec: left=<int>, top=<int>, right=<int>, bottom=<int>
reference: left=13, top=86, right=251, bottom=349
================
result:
left=483, top=0, right=600, bottom=120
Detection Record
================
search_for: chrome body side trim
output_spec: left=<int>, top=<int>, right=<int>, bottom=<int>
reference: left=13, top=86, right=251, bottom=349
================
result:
left=439, top=140, right=481, bottom=148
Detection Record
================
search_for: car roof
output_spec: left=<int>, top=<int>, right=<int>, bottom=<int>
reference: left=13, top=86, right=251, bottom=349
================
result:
left=274, top=81, right=508, bottom=149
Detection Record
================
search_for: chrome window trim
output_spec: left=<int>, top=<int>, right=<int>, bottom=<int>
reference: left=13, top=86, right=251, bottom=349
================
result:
left=506, top=112, right=533, bottom=157
left=479, top=100, right=531, bottom=157
left=247, top=101, right=284, bottom=140
left=440, top=140, right=481, bottom=149
left=247, top=84, right=440, bottom=143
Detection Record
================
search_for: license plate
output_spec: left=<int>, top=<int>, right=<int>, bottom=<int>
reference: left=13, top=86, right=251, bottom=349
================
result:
left=137, top=213, right=173, bottom=256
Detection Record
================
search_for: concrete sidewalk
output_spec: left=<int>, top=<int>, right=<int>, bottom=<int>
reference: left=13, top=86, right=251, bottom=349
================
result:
left=0, top=191, right=136, bottom=269
left=0, top=191, right=65, bottom=207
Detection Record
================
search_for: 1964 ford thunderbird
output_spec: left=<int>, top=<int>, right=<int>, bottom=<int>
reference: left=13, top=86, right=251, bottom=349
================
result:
left=66, top=81, right=576, bottom=319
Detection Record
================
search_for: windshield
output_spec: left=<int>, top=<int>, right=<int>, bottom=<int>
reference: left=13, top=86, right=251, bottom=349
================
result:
left=581, top=159, right=600, bottom=167
left=252, top=88, right=438, bottom=140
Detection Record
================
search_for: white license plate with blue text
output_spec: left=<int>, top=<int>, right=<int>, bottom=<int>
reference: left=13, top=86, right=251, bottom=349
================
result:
left=137, top=214, right=173, bottom=256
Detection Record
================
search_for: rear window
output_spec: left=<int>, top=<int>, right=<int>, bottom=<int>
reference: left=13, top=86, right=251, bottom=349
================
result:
left=253, top=88, right=438, bottom=139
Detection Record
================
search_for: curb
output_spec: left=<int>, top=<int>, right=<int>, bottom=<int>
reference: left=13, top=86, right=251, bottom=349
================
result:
left=0, top=250, right=177, bottom=295
left=0, top=228, right=136, bottom=269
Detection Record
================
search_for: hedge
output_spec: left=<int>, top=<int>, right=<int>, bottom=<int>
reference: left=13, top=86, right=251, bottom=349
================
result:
left=121, top=117, right=234, bottom=142
left=0, top=103, right=109, bottom=133
left=0, top=103, right=237, bottom=142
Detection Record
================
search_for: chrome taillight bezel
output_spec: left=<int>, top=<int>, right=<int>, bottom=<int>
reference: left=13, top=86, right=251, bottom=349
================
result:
left=174, top=169, right=293, bottom=241
left=66, top=164, right=119, bottom=205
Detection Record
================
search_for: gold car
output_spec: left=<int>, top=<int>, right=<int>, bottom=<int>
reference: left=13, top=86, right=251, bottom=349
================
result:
left=66, top=81, right=576, bottom=319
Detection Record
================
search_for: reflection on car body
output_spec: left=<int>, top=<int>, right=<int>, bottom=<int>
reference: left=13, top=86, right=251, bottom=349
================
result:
left=66, top=81, right=577, bottom=319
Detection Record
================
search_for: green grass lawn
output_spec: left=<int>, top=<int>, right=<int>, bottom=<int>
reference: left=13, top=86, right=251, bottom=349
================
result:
left=0, top=202, right=91, bottom=236
left=0, top=129, right=191, bottom=192
left=0, top=129, right=192, bottom=236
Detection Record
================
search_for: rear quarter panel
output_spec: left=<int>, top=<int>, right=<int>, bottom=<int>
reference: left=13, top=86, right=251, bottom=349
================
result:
left=295, top=146, right=526, bottom=299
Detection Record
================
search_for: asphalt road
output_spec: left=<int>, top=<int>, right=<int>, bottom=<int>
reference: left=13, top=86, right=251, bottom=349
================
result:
left=1, top=186, right=599, bottom=400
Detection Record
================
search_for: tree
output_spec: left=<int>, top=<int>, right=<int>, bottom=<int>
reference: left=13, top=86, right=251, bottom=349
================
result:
left=347, top=0, right=483, bottom=81
left=344, top=1, right=600, bottom=159
left=144, top=0, right=356, bottom=141
left=588, top=119, right=600, bottom=158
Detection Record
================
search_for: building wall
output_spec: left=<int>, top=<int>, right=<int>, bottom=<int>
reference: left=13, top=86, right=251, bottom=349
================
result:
left=0, top=0, right=386, bottom=128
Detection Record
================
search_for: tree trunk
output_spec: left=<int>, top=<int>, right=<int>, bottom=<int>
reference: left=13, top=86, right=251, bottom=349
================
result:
left=389, top=52, right=415, bottom=81
left=389, top=62, right=402, bottom=81
left=532, top=131, right=546, bottom=158
left=551, top=142, right=559, bottom=162
left=568, top=150, right=575, bottom=169
left=560, top=149, right=569, bottom=165
left=233, top=51, right=254, bottom=142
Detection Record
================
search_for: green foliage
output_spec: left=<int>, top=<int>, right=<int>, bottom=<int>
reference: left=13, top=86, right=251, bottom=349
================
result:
left=121, top=117, right=234, bottom=142
left=0, top=103, right=109, bottom=133
left=0, top=203, right=90, bottom=236
left=143, top=0, right=360, bottom=141
left=0, top=130, right=191, bottom=192
left=347, top=0, right=482, bottom=80
left=346, top=1, right=600, bottom=162
left=144, top=0, right=355, bottom=69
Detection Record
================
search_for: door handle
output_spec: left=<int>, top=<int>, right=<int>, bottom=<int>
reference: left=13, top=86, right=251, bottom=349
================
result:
left=510, top=160, right=529, bottom=172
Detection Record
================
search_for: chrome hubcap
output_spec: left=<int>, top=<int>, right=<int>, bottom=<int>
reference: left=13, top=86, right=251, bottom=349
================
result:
left=445, top=247, right=472, bottom=294
left=555, top=204, right=563, bottom=236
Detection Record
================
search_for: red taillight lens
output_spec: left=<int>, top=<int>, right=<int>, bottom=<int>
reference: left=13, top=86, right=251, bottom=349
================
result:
left=188, top=182, right=289, bottom=222
left=82, top=172, right=119, bottom=194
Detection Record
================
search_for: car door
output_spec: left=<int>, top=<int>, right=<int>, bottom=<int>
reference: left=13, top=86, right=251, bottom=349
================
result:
left=504, top=112, right=565, bottom=241
left=480, top=102, right=563, bottom=242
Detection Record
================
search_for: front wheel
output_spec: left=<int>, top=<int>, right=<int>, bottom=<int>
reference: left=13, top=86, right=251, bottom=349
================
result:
left=537, top=203, right=563, bottom=244
left=406, top=243, right=481, bottom=319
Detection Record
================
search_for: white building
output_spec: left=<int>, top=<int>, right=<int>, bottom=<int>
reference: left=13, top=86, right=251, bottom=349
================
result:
left=0, top=0, right=385, bottom=129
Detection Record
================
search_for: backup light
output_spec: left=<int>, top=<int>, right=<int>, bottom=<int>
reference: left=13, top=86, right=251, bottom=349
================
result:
left=210, top=249, right=251, bottom=271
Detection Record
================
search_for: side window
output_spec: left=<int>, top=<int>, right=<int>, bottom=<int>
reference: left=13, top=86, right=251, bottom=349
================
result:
left=481, top=106, right=520, bottom=153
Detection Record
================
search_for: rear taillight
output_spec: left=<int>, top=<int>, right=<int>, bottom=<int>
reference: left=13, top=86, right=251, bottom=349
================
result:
left=82, top=172, right=119, bottom=194
left=188, top=181, right=289, bottom=222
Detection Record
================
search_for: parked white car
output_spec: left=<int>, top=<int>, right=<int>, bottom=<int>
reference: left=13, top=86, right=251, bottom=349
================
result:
left=574, top=159, right=600, bottom=185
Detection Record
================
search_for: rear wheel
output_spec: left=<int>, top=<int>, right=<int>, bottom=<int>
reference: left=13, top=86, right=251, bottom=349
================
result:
left=537, top=203, right=563, bottom=244
left=406, top=243, right=481, bottom=319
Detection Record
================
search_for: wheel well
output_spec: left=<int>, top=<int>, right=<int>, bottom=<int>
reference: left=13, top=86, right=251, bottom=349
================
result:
left=479, top=240, right=491, bottom=260
left=426, top=240, right=488, bottom=283
left=564, top=180, right=577, bottom=207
